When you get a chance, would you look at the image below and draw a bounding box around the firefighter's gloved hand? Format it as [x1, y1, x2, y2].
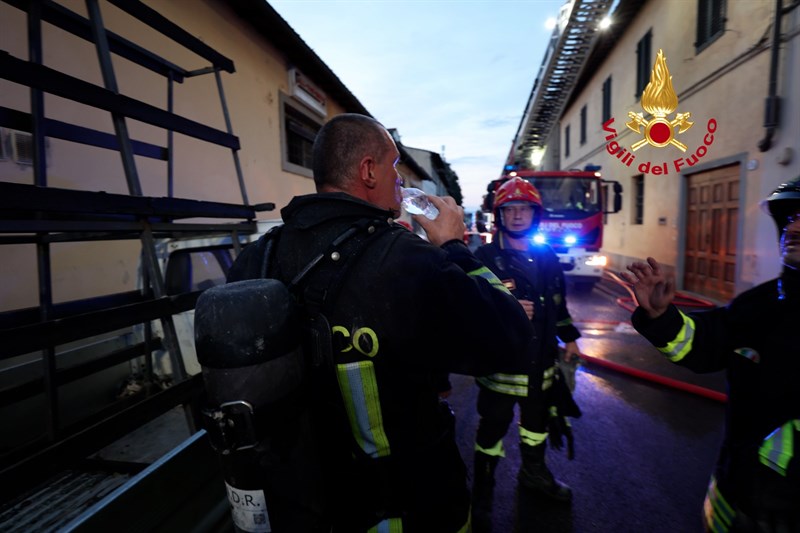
[547, 406, 576, 460]
[545, 366, 581, 459]
[557, 346, 580, 393]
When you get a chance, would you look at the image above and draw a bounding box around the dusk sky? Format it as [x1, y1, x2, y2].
[269, 0, 567, 211]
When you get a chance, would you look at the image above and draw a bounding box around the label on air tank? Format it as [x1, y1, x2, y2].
[225, 482, 271, 532]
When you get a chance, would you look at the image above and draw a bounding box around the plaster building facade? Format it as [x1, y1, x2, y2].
[555, 0, 800, 302]
[0, 0, 434, 312]
[0, 0, 443, 494]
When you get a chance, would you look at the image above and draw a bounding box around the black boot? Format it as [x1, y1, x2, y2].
[472, 452, 499, 532]
[518, 443, 572, 502]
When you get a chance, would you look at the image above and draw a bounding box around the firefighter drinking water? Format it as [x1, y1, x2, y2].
[215, 114, 536, 532]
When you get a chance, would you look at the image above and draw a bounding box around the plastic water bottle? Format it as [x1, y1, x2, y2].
[401, 187, 439, 220]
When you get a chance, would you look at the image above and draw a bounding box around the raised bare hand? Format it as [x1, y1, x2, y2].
[620, 257, 676, 319]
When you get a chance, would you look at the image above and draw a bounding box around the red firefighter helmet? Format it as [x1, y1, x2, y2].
[493, 176, 543, 213]
[493, 176, 543, 238]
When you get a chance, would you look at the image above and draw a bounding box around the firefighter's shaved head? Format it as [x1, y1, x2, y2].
[312, 113, 391, 191]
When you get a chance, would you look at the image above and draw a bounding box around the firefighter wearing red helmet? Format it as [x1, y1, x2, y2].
[490, 176, 543, 238]
[471, 176, 583, 529]
[624, 176, 800, 532]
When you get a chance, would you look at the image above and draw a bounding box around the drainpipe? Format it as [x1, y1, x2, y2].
[758, 0, 783, 152]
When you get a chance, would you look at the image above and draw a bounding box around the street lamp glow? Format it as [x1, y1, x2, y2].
[529, 147, 546, 167]
[545, 17, 557, 30]
[599, 16, 611, 30]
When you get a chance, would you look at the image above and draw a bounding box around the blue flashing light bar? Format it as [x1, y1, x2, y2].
[532, 233, 580, 246]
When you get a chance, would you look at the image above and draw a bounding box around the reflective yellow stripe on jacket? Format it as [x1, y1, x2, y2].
[477, 365, 556, 397]
[759, 419, 799, 476]
[337, 360, 390, 458]
[657, 311, 696, 362]
[468, 266, 511, 294]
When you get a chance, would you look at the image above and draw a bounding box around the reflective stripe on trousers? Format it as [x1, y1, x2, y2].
[703, 476, 735, 532]
[366, 512, 471, 533]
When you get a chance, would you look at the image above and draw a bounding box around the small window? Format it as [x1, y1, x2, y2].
[13, 130, 34, 165]
[0, 128, 10, 161]
[636, 30, 652, 99]
[564, 124, 571, 158]
[280, 93, 322, 178]
[696, 0, 726, 53]
[0, 129, 35, 166]
[632, 174, 644, 225]
[602, 76, 612, 123]
[579, 105, 587, 145]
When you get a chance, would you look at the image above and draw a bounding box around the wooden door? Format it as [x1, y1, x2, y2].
[684, 164, 739, 302]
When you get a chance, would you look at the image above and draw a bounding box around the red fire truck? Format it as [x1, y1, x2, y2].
[482, 168, 622, 292]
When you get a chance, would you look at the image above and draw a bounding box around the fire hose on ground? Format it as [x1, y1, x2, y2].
[577, 271, 727, 403]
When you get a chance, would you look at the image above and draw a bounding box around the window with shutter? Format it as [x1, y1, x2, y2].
[280, 93, 322, 178]
[13, 130, 34, 165]
[636, 30, 652, 99]
[696, 0, 726, 53]
[602, 76, 612, 124]
[633, 174, 645, 225]
[580, 105, 587, 146]
[0, 128, 9, 161]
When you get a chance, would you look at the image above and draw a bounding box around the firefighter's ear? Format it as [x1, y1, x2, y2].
[361, 158, 377, 189]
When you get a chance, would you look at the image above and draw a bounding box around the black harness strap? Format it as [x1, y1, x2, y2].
[258, 218, 409, 526]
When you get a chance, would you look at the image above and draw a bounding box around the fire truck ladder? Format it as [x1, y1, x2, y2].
[510, 0, 614, 168]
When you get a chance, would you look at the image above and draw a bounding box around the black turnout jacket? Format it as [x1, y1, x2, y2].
[632, 267, 800, 520]
[473, 236, 580, 397]
[227, 192, 534, 532]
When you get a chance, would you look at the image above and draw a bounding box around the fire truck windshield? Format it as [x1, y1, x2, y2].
[526, 177, 601, 217]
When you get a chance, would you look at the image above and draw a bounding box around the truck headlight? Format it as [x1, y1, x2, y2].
[585, 255, 607, 266]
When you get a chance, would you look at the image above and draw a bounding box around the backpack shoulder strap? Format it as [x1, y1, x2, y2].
[225, 224, 283, 283]
[263, 217, 392, 370]
[259, 224, 284, 279]
[288, 217, 392, 315]
[291, 219, 404, 519]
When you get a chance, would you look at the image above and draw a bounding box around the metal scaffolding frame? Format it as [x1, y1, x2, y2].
[0, 0, 272, 503]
